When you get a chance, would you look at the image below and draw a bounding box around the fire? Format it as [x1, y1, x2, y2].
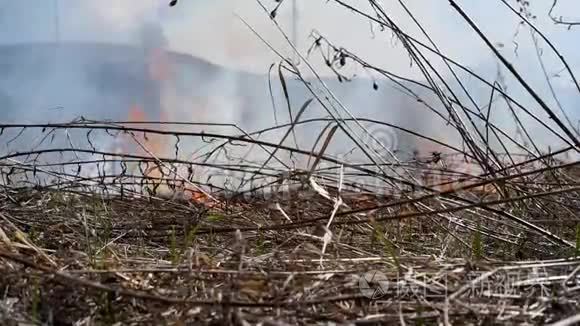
[124, 91, 213, 205]
[124, 105, 214, 205]
[421, 160, 498, 196]
[109, 21, 217, 206]
[126, 104, 165, 158]
[124, 104, 165, 186]
[128, 104, 146, 121]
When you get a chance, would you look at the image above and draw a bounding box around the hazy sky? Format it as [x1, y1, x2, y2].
[1, 0, 579, 80]
[0, 1, 578, 129]
[0, 1, 577, 157]
[167, 0, 580, 78]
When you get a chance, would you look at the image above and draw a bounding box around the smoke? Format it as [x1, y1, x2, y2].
[0, 0, 578, 191]
[157, 0, 579, 154]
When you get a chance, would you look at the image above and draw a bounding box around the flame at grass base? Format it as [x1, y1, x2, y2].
[120, 105, 215, 206]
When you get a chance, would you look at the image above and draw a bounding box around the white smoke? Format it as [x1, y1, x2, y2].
[0, 0, 578, 193]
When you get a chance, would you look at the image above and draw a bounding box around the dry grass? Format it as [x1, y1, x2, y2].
[1, 2, 580, 323]
[0, 155, 579, 325]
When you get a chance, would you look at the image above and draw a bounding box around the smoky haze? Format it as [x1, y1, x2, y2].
[0, 0, 578, 191]
[0, 2, 449, 146]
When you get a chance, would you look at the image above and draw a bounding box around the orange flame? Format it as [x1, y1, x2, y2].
[120, 47, 217, 206]
[126, 104, 164, 157]
[128, 104, 146, 121]
[125, 104, 213, 206]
